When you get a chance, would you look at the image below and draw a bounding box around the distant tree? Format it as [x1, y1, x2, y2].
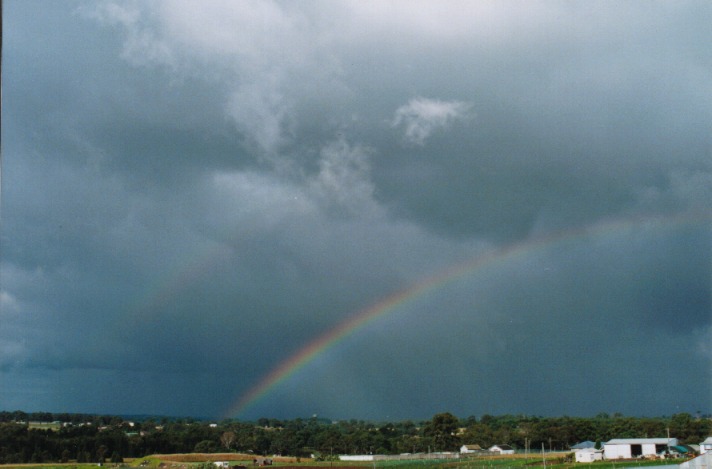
[111, 451, 123, 463]
[12, 411, 28, 423]
[423, 412, 460, 451]
[220, 431, 236, 450]
[77, 451, 91, 463]
[194, 440, 218, 453]
[669, 413, 694, 441]
[96, 445, 108, 463]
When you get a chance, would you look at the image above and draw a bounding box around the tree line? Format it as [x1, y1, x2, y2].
[0, 411, 709, 464]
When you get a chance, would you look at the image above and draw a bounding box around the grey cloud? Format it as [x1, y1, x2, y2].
[2, 0, 710, 420]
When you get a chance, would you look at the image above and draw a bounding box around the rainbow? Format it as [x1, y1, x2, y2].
[126, 241, 231, 325]
[222, 210, 710, 419]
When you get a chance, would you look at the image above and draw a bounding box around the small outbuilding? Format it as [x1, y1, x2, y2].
[575, 448, 603, 463]
[489, 445, 514, 455]
[461, 444, 483, 454]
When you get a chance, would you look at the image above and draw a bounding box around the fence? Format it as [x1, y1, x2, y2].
[340, 451, 525, 462]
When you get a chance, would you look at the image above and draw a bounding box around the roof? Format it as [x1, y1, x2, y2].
[462, 445, 482, 450]
[571, 441, 596, 449]
[702, 437, 712, 445]
[492, 445, 513, 450]
[605, 438, 676, 445]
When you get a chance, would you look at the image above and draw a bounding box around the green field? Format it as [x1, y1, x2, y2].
[26, 423, 62, 432]
[369, 456, 684, 469]
[0, 455, 690, 469]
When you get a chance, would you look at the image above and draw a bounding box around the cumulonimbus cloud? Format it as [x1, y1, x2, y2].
[392, 97, 473, 145]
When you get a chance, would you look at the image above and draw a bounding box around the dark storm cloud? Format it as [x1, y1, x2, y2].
[1, 0, 710, 419]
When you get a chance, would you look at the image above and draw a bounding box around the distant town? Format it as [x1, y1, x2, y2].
[0, 410, 710, 466]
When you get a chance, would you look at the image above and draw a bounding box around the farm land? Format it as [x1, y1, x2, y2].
[0, 452, 691, 469]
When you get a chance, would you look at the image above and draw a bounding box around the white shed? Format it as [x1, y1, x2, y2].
[603, 438, 678, 459]
[461, 444, 482, 454]
[701, 437, 712, 454]
[575, 448, 603, 463]
[489, 445, 514, 455]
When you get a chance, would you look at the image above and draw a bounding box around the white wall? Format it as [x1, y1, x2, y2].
[604, 441, 676, 460]
[339, 455, 374, 461]
[575, 450, 603, 463]
[604, 444, 630, 459]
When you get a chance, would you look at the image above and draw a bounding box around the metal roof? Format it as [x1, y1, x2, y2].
[605, 438, 676, 445]
[571, 441, 596, 449]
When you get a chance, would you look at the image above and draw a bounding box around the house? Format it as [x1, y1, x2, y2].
[489, 445, 514, 455]
[575, 448, 603, 463]
[700, 437, 712, 455]
[603, 438, 678, 459]
[461, 444, 483, 453]
[214, 462, 229, 468]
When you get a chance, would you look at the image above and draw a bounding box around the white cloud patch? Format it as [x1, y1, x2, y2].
[225, 80, 292, 155]
[392, 97, 473, 146]
[0, 291, 20, 315]
[210, 138, 378, 227]
[310, 139, 377, 215]
[80, 0, 336, 156]
[81, 2, 177, 69]
[210, 170, 315, 237]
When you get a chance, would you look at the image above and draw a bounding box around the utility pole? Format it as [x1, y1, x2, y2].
[666, 427, 672, 458]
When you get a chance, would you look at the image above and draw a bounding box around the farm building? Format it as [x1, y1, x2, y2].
[680, 452, 712, 469]
[489, 445, 514, 455]
[460, 444, 483, 454]
[575, 448, 603, 463]
[701, 437, 712, 455]
[603, 438, 678, 459]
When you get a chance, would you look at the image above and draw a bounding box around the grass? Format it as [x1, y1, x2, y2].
[0, 454, 693, 469]
[27, 423, 61, 432]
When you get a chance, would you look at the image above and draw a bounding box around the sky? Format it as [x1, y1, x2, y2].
[1, 0, 711, 422]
